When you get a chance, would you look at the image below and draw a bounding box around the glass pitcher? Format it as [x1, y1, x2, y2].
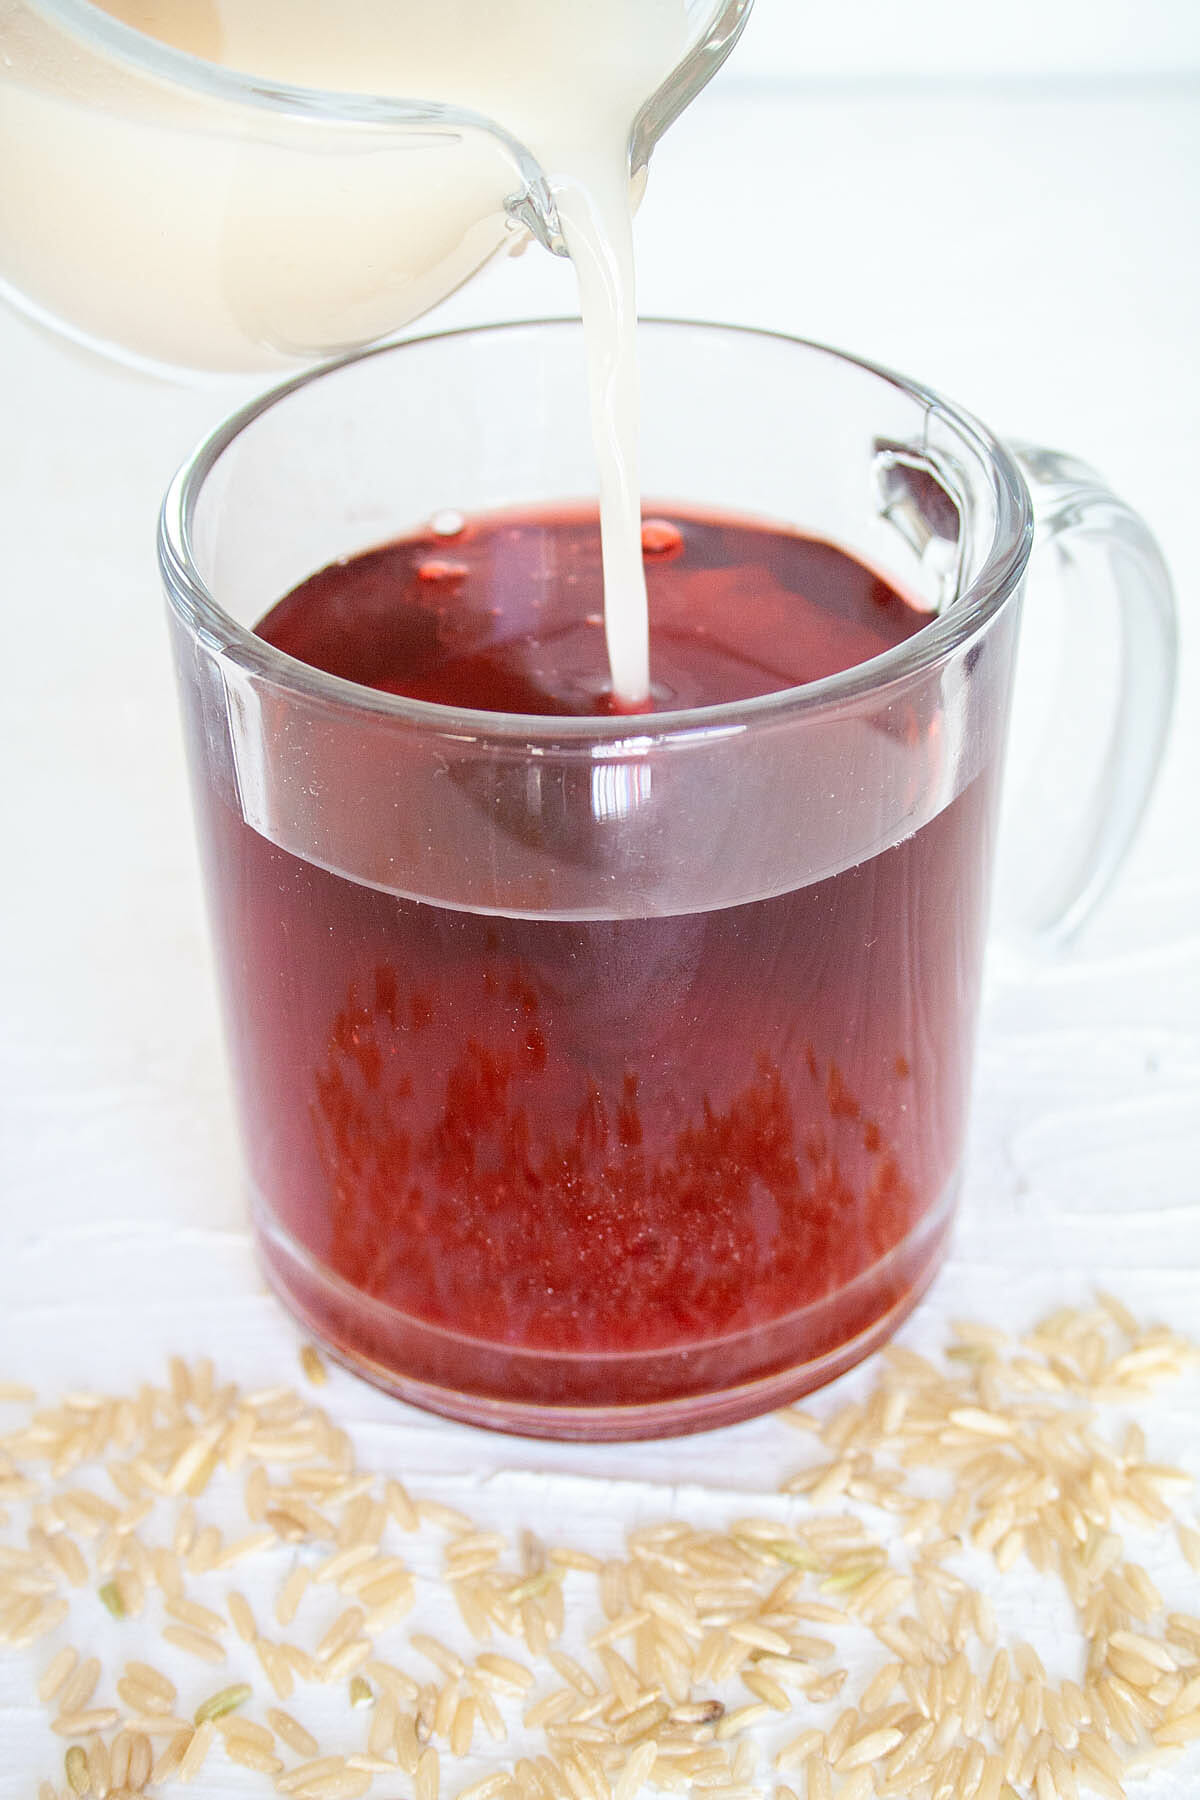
[0, 0, 751, 374]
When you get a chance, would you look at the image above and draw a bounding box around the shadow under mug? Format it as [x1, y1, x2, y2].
[160, 320, 1176, 1440]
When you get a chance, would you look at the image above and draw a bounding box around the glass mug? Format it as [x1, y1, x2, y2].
[0, 0, 751, 374]
[160, 321, 1176, 1440]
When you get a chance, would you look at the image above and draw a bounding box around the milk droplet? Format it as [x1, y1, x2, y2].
[417, 558, 468, 584]
[641, 518, 683, 558]
[430, 509, 466, 538]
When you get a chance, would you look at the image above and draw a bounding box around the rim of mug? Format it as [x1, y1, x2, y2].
[159, 317, 1034, 742]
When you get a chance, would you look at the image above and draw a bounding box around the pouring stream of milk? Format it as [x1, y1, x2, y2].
[553, 170, 651, 708]
[86, 0, 696, 707]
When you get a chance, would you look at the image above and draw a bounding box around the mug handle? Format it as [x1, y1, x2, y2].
[990, 441, 1178, 949]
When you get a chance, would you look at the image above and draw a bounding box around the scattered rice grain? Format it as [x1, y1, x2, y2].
[277, 1757, 347, 1794]
[835, 1727, 905, 1771]
[775, 1730, 823, 1772]
[176, 1720, 214, 1783]
[58, 1657, 100, 1715]
[268, 1705, 319, 1755]
[324, 1635, 374, 1679]
[39, 1647, 78, 1703]
[162, 1622, 225, 1664]
[51, 1708, 120, 1738]
[803, 1758, 831, 1800]
[415, 1744, 441, 1800]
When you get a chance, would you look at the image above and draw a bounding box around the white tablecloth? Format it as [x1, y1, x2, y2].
[1, 74, 1198, 1793]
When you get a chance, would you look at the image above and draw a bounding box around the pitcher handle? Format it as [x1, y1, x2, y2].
[993, 442, 1178, 948]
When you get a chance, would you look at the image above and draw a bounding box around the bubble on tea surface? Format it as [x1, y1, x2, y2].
[430, 509, 466, 538]
[641, 517, 683, 559]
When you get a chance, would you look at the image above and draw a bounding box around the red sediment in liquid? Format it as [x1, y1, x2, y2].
[190, 505, 995, 1424]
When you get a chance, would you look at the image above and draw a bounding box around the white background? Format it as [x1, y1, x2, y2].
[727, 0, 1200, 79]
[1, 2, 1199, 1791]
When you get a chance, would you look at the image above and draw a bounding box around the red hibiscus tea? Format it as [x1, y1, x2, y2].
[183, 502, 1001, 1435]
